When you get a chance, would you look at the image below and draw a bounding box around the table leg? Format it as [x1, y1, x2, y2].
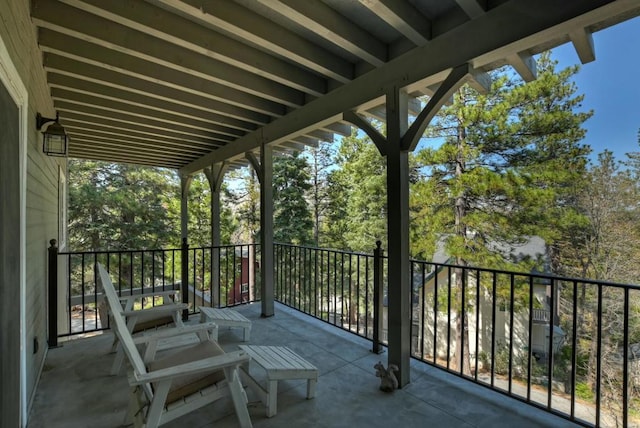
[306, 379, 317, 399]
[266, 380, 278, 417]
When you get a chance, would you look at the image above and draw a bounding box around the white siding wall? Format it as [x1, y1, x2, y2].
[0, 0, 66, 420]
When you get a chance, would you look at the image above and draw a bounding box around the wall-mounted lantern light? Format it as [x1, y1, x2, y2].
[37, 112, 68, 157]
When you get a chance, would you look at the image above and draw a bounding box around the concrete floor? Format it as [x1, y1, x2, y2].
[28, 302, 581, 428]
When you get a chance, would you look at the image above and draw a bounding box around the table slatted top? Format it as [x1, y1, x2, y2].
[199, 307, 250, 324]
[239, 345, 317, 376]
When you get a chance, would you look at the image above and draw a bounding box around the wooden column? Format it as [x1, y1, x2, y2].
[246, 143, 274, 317]
[180, 174, 192, 319]
[385, 85, 411, 388]
[204, 163, 227, 308]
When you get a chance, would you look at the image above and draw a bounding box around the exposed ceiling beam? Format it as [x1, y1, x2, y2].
[59, 0, 327, 97]
[48, 73, 257, 133]
[569, 27, 596, 64]
[67, 133, 210, 159]
[69, 144, 187, 168]
[255, 0, 387, 66]
[182, 0, 635, 175]
[62, 121, 220, 153]
[507, 52, 538, 82]
[455, 0, 487, 19]
[32, 0, 304, 107]
[51, 87, 242, 141]
[358, 0, 431, 45]
[38, 30, 286, 116]
[150, 0, 354, 83]
[54, 102, 226, 141]
[44, 53, 270, 126]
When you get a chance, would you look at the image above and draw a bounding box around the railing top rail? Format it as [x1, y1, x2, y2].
[57, 243, 258, 256]
[274, 242, 375, 258]
[57, 242, 640, 290]
[411, 258, 640, 290]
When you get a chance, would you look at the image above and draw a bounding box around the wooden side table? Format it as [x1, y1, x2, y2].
[238, 345, 318, 417]
[199, 307, 251, 341]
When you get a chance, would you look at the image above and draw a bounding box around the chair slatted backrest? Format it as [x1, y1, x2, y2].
[97, 263, 149, 378]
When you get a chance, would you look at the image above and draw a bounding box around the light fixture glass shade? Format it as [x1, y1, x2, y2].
[42, 121, 68, 156]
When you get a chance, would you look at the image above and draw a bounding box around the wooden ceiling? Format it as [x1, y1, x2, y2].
[30, 0, 640, 173]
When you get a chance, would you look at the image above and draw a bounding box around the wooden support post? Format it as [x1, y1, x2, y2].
[372, 241, 384, 354]
[47, 239, 59, 348]
[181, 237, 189, 321]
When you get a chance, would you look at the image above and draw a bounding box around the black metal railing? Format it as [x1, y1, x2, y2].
[49, 239, 639, 427]
[274, 243, 639, 428]
[274, 242, 387, 350]
[50, 240, 260, 338]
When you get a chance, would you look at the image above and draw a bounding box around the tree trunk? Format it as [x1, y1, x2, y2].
[452, 110, 471, 375]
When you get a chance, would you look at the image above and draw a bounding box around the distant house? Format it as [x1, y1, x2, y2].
[411, 235, 565, 365]
[230, 251, 257, 305]
[191, 247, 257, 307]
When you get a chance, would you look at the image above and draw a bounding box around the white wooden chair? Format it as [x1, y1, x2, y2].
[101, 282, 189, 375]
[97, 263, 253, 428]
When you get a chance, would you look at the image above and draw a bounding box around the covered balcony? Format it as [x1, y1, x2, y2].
[1, 1, 639, 427]
[29, 301, 582, 427]
[35, 242, 639, 427]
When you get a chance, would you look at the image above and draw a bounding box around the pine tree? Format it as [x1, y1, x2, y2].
[307, 141, 336, 246]
[326, 130, 387, 252]
[68, 160, 176, 251]
[413, 52, 592, 372]
[273, 151, 313, 245]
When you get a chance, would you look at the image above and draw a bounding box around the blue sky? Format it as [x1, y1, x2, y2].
[550, 17, 639, 163]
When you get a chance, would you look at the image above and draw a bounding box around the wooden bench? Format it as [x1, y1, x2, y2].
[238, 345, 318, 417]
[199, 307, 252, 341]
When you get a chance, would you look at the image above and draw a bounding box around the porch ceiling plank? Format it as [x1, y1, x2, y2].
[25, 0, 640, 170]
[62, 122, 222, 152]
[322, 122, 353, 137]
[357, 0, 432, 46]
[253, 0, 387, 67]
[43, 53, 272, 126]
[47, 73, 258, 134]
[67, 135, 210, 160]
[59, 113, 223, 147]
[53, 103, 229, 142]
[68, 144, 188, 166]
[278, 141, 308, 152]
[31, 0, 305, 107]
[50, 88, 241, 139]
[289, 135, 321, 147]
[58, 0, 328, 97]
[38, 32, 286, 117]
[150, 0, 355, 83]
[306, 129, 335, 143]
[69, 140, 193, 163]
[183, 0, 638, 175]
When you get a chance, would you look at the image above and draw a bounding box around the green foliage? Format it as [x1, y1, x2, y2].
[68, 160, 236, 251]
[226, 167, 260, 243]
[273, 151, 313, 245]
[413, 53, 591, 271]
[575, 382, 595, 401]
[306, 141, 337, 246]
[68, 160, 177, 251]
[325, 130, 387, 252]
[183, 174, 237, 247]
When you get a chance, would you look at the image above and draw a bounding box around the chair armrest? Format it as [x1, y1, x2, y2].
[121, 303, 187, 318]
[119, 290, 180, 300]
[128, 350, 250, 385]
[132, 322, 218, 345]
[119, 290, 182, 312]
